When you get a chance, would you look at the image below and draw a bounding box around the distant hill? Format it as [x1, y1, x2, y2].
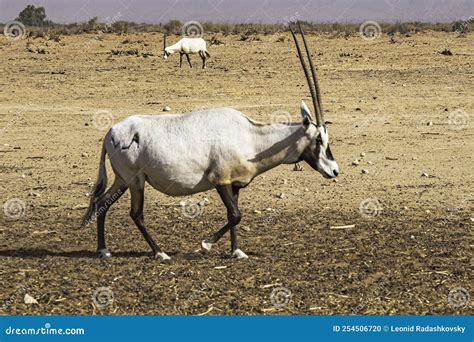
[1, 0, 472, 24]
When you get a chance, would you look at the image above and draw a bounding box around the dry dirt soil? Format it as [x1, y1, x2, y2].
[0, 31, 472, 315]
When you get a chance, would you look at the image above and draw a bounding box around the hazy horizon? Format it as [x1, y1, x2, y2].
[0, 0, 472, 24]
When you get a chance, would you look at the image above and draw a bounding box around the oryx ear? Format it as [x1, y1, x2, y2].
[300, 100, 312, 126]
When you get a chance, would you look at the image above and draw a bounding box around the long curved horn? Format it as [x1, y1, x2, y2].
[298, 21, 323, 124]
[289, 23, 322, 126]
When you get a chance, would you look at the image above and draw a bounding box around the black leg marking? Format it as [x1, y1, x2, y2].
[185, 54, 192, 68]
[129, 184, 169, 260]
[202, 184, 248, 259]
[96, 179, 127, 257]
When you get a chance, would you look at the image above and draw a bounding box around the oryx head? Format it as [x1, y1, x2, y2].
[291, 22, 339, 179]
[162, 33, 170, 59]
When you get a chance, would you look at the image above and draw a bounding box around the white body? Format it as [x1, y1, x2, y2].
[163, 37, 208, 57]
[105, 107, 330, 197]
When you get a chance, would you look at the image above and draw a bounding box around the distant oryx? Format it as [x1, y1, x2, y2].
[162, 34, 210, 68]
[83, 22, 339, 260]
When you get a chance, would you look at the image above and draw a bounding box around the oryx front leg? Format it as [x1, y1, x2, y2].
[129, 180, 170, 261]
[179, 52, 184, 68]
[185, 54, 193, 68]
[201, 184, 248, 259]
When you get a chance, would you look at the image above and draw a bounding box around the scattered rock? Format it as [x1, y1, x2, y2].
[24, 294, 38, 304]
[179, 201, 186, 207]
[293, 163, 304, 171]
[352, 159, 360, 166]
[198, 198, 210, 206]
[253, 209, 261, 215]
[361, 169, 369, 174]
[367, 161, 373, 165]
[81, 152, 88, 157]
[427, 121, 433, 126]
[360, 152, 366, 157]
[163, 106, 171, 112]
[421, 172, 429, 177]
[277, 192, 285, 199]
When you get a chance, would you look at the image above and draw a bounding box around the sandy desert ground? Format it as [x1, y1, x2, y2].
[0, 30, 472, 315]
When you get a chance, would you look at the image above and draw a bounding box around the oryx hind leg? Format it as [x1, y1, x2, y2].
[96, 178, 128, 258]
[129, 176, 170, 261]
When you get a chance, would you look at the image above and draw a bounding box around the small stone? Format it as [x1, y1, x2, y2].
[360, 152, 366, 157]
[277, 192, 285, 199]
[304, 188, 309, 192]
[198, 198, 210, 206]
[241, 226, 251, 232]
[81, 152, 88, 157]
[410, 235, 415, 239]
[421, 172, 429, 177]
[403, 206, 408, 210]
[282, 179, 287, 185]
[367, 161, 373, 165]
[352, 159, 360, 166]
[427, 121, 433, 126]
[24, 294, 38, 304]
[293, 163, 304, 171]
[163, 106, 171, 112]
[412, 157, 418, 160]
[179, 201, 186, 207]
[332, 179, 338, 183]
[253, 209, 261, 215]
[361, 169, 369, 174]
[425, 209, 431, 214]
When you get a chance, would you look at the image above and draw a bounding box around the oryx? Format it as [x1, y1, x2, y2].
[162, 34, 210, 69]
[83, 22, 338, 260]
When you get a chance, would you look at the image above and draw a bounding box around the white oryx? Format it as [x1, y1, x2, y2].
[83, 22, 339, 260]
[162, 34, 210, 69]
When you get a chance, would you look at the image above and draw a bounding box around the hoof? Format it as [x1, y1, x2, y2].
[232, 249, 249, 259]
[98, 249, 112, 258]
[201, 240, 213, 252]
[155, 252, 171, 261]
